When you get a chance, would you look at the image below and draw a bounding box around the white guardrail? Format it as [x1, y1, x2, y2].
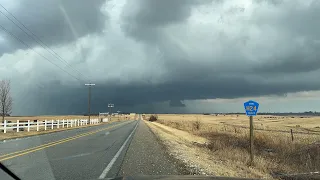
[0, 118, 99, 133]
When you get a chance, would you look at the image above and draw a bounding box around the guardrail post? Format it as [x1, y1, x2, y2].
[44, 120, 47, 131]
[51, 120, 54, 129]
[57, 120, 60, 129]
[27, 120, 30, 132]
[62, 119, 65, 128]
[4, 120, 6, 133]
[37, 120, 39, 131]
[77, 119, 79, 126]
[71, 119, 73, 127]
[17, 120, 19, 132]
[67, 119, 69, 128]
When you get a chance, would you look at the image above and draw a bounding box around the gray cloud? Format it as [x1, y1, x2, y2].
[169, 100, 186, 107]
[121, 0, 212, 42]
[0, 0, 106, 55]
[1, 0, 320, 115]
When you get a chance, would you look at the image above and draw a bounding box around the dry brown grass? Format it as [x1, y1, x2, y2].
[149, 114, 320, 178]
[153, 114, 320, 134]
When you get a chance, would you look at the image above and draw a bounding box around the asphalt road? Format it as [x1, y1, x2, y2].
[0, 120, 186, 180]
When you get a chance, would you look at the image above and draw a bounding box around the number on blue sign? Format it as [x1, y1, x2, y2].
[245, 106, 257, 111]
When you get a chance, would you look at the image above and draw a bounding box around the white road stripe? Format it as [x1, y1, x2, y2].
[98, 121, 139, 179]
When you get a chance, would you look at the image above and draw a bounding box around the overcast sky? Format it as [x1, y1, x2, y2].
[0, 0, 320, 115]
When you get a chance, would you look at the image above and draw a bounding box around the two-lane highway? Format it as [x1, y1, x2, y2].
[0, 120, 139, 180]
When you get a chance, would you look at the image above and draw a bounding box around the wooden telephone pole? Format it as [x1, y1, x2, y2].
[85, 83, 95, 124]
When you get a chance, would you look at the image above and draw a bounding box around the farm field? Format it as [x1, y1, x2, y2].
[145, 114, 320, 179]
[155, 114, 320, 134]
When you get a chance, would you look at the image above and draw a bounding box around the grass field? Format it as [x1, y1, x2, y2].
[154, 114, 320, 134]
[145, 114, 320, 179]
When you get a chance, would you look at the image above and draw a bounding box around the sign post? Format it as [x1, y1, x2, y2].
[244, 100, 259, 165]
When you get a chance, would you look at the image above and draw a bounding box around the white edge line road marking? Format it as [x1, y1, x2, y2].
[98, 121, 139, 179]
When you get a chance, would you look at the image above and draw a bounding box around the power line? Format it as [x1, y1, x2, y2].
[0, 23, 84, 83]
[0, 5, 90, 82]
[0, 5, 88, 81]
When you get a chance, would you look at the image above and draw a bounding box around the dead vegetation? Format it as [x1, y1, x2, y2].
[149, 114, 320, 178]
[148, 114, 158, 122]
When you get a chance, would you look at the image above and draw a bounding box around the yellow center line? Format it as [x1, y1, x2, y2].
[0, 121, 131, 162]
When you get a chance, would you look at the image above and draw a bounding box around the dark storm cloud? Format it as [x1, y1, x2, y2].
[117, 0, 320, 109]
[0, 0, 106, 55]
[5, 0, 320, 115]
[20, 70, 320, 115]
[121, 0, 212, 42]
[169, 100, 186, 107]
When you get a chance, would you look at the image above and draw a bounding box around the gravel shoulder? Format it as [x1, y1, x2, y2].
[118, 120, 190, 176]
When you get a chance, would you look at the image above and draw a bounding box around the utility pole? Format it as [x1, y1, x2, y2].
[108, 103, 114, 120]
[85, 83, 95, 124]
[117, 110, 120, 121]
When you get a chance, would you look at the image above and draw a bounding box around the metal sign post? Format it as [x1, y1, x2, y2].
[108, 103, 114, 120]
[244, 100, 259, 165]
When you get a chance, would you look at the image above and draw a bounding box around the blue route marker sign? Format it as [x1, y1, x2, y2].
[244, 100, 259, 116]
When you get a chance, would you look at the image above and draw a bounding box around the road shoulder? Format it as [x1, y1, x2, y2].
[118, 120, 190, 176]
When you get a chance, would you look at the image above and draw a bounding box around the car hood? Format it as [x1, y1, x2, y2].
[106, 175, 261, 180]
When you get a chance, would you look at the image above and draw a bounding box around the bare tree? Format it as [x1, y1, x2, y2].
[0, 80, 12, 123]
